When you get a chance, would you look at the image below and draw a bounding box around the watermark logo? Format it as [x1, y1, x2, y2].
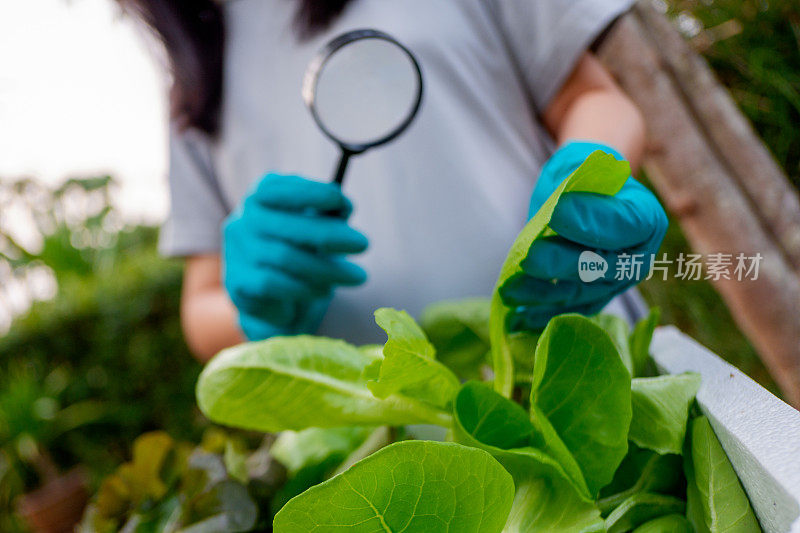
[578, 251, 608, 282]
[576, 251, 763, 283]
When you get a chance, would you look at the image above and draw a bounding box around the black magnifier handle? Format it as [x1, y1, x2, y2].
[324, 149, 354, 218]
[333, 149, 352, 186]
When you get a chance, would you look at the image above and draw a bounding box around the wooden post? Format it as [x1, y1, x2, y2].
[598, 2, 800, 407]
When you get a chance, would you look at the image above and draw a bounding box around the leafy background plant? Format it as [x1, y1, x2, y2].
[78, 428, 287, 533]
[637, 0, 800, 394]
[669, 0, 800, 190]
[0, 177, 204, 531]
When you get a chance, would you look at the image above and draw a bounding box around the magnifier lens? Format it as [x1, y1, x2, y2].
[313, 38, 420, 146]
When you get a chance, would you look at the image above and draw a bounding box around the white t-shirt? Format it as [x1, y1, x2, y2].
[160, 0, 635, 344]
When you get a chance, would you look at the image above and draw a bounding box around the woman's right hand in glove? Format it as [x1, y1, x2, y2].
[223, 173, 369, 340]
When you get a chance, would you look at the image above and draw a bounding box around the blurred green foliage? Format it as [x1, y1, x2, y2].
[641, 0, 799, 395]
[0, 177, 203, 531]
[78, 429, 284, 533]
[670, 0, 800, 188]
[0, 232, 202, 468]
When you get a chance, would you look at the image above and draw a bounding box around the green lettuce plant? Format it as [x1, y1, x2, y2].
[196, 152, 762, 532]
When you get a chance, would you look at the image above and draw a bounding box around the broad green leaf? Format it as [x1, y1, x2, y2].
[489, 151, 630, 397]
[420, 298, 491, 380]
[605, 493, 686, 533]
[453, 382, 590, 501]
[528, 404, 592, 501]
[453, 429, 568, 487]
[530, 314, 632, 496]
[196, 336, 451, 432]
[685, 416, 762, 532]
[598, 445, 683, 515]
[502, 473, 604, 533]
[630, 308, 660, 377]
[369, 308, 461, 408]
[453, 381, 533, 448]
[684, 425, 711, 533]
[633, 514, 693, 532]
[273, 441, 515, 533]
[451, 384, 600, 532]
[468, 440, 601, 533]
[269, 461, 340, 520]
[375, 307, 434, 357]
[686, 482, 709, 533]
[271, 431, 391, 519]
[629, 373, 701, 455]
[591, 313, 633, 374]
[270, 429, 396, 517]
[270, 427, 373, 476]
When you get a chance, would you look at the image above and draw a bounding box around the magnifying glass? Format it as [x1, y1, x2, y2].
[302, 29, 424, 188]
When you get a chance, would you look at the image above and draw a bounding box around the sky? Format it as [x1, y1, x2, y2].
[0, 0, 169, 223]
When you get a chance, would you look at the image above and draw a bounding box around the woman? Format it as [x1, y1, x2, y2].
[126, 0, 666, 360]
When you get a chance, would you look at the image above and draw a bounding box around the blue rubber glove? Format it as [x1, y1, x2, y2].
[223, 173, 368, 340]
[500, 141, 668, 331]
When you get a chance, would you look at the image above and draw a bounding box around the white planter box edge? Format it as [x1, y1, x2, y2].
[651, 326, 800, 533]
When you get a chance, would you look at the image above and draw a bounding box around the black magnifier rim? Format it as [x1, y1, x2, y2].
[302, 28, 424, 154]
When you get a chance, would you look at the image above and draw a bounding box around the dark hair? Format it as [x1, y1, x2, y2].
[119, 0, 353, 135]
